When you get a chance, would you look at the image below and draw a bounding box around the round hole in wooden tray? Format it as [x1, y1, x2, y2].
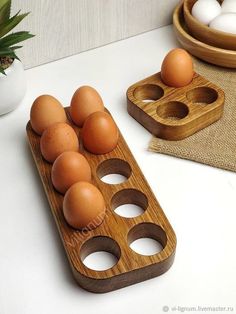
[128, 223, 167, 256]
[80, 236, 121, 271]
[156, 101, 189, 121]
[111, 189, 148, 218]
[97, 158, 132, 185]
[186, 87, 218, 105]
[134, 84, 164, 103]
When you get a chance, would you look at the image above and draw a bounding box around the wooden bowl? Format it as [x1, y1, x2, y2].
[183, 0, 236, 50]
[173, 2, 236, 68]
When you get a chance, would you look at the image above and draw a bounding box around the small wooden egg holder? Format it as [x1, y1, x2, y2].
[127, 72, 225, 140]
[26, 108, 176, 293]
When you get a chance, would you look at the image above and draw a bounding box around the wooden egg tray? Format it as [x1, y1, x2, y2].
[26, 108, 176, 293]
[127, 72, 225, 140]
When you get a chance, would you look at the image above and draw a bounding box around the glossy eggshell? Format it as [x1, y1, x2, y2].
[40, 123, 79, 163]
[222, 0, 236, 13]
[209, 13, 236, 34]
[51, 151, 91, 194]
[192, 0, 221, 25]
[161, 49, 194, 88]
[63, 181, 106, 230]
[70, 86, 104, 127]
[82, 111, 119, 154]
[30, 95, 67, 135]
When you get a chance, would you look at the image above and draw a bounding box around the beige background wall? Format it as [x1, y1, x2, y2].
[13, 0, 179, 69]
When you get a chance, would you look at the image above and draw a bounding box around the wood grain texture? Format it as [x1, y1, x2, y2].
[13, 0, 179, 69]
[183, 0, 236, 51]
[127, 72, 224, 140]
[173, 2, 236, 68]
[26, 108, 177, 293]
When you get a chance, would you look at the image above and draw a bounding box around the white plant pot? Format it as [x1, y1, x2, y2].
[0, 59, 27, 115]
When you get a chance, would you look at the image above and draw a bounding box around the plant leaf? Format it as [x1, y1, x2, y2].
[0, 46, 13, 55]
[0, 46, 18, 59]
[0, 11, 29, 38]
[10, 45, 23, 50]
[0, 31, 34, 47]
[0, 0, 11, 24]
[11, 50, 19, 60]
[0, 0, 9, 12]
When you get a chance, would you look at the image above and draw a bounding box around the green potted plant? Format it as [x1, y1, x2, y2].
[0, 0, 34, 115]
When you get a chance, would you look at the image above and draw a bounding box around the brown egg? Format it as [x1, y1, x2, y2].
[40, 122, 79, 163]
[82, 111, 119, 154]
[63, 181, 106, 230]
[30, 95, 67, 135]
[70, 86, 104, 127]
[161, 48, 194, 88]
[51, 152, 91, 194]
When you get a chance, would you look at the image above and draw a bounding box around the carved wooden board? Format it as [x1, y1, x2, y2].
[26, 108, 176, 293]
[127, 72, 225, 140]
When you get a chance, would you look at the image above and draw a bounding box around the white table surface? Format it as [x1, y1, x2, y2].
[1, 25, 236, 314]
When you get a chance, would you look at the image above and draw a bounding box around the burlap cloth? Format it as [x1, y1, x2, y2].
[149, 58, 236, 172]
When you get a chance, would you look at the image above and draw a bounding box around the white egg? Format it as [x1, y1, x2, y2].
[222, 0, 236, 13]
[192, 0, 222, 25]
[209, 13, 236, 34]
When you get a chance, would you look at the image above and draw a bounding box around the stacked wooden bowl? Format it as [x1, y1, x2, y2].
[173, 0, 236, 68]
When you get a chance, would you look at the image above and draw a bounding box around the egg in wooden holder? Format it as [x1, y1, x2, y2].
[127, 73, 225, 140]
[26, 108, 177, 293]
